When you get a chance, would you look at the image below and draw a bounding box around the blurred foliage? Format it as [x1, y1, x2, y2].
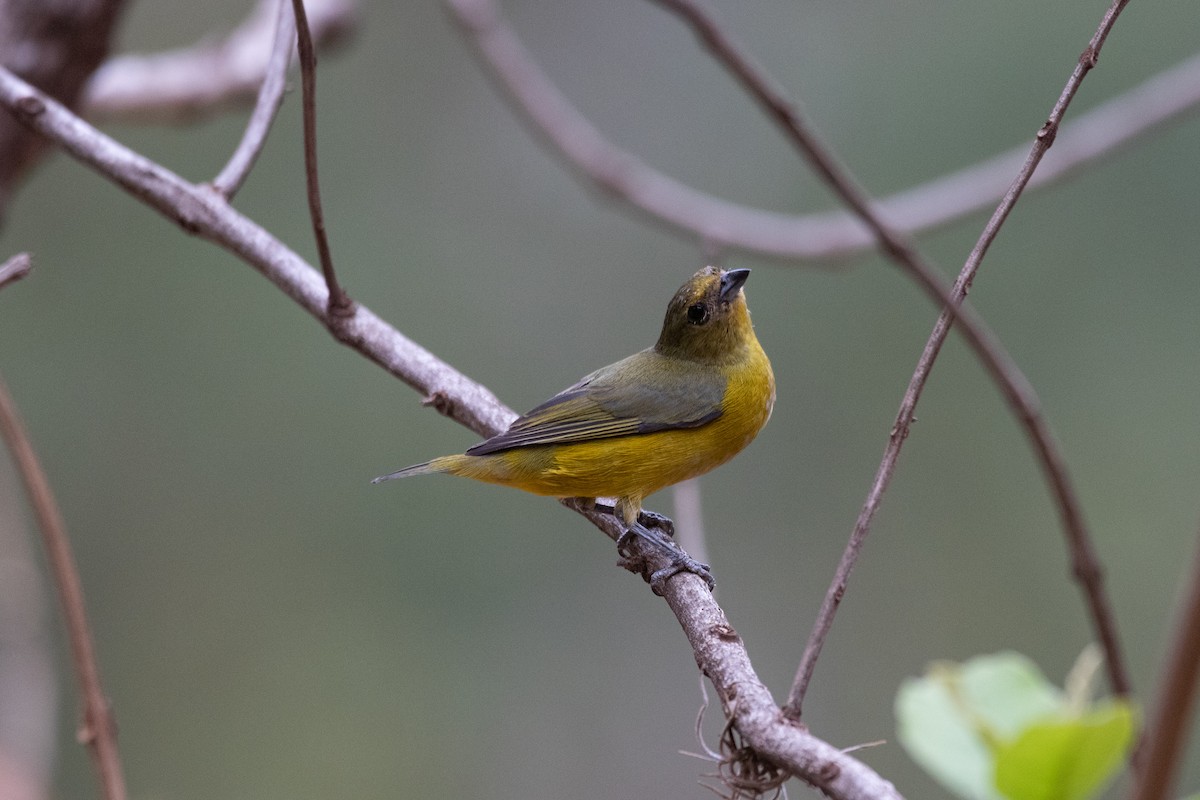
[897, 650, 1134, 800]
[1, 1, 1199, 798]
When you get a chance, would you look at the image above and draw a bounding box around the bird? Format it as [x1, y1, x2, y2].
[374, 266, 775, 592]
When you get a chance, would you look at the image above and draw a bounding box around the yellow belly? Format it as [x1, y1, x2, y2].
[437, 344, 775, 513]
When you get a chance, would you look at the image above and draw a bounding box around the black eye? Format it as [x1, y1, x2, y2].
[686, 303, 709, 325]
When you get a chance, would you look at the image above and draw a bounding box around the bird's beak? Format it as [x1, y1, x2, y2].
[719, 268, 751, 303]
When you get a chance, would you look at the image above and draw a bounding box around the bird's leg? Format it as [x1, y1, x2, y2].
[590, 500, 714, 593]
[592, 502, 673, 539]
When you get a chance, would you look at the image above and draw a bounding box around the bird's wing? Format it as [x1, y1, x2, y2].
[465, 350, 726, 456]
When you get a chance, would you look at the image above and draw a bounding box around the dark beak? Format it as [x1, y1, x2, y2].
[719, 268, 751, 303]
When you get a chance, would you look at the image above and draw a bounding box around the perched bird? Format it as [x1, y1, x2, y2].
[375, 266, 775, 591]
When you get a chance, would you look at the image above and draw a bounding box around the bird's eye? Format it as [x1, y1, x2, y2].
[687, 303, 709, 325]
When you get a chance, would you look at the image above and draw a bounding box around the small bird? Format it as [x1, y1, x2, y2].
[374, 266, 775, 591]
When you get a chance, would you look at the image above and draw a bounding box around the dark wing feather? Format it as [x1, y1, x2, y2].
[465, 349, 725, 456]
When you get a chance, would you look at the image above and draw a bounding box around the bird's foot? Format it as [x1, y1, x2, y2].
[636, 509, 675, 538]
[616, 520, 714, 595]
[648, 552, 714, 596]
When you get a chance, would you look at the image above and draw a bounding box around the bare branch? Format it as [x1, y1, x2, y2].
[1128, 526, 1200, 800]
[82, 0, 356, 123]
[638, 0, 1132, 715]
[0, 66, 902, 800]
[0, 455, 57, 800]
[290, 0, 351, 317]
[211, 0, 296, 198]
[0, 376, 127, 800]
[444, 0, 1200, 262]
[0, 253, 32, 290]
[788, 0, 1137, 715]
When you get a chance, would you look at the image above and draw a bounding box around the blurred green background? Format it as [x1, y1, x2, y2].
[2, 1, 1198, 797]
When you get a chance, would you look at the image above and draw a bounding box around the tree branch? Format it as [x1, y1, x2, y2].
[0, 375, 127, 800]
[444, 0, 1199, 262]
[0, 252, 31, 290]
[81, 0, 356, 123]
[0, 0, 125, 217]
[211, 0, 296, 198]
[0, 415, 57, 800]
[0, 64, 903, 800]
[645, 0, 1132, 716]
[1128, 524, 1200, 800]
[289, 0, 352, 317]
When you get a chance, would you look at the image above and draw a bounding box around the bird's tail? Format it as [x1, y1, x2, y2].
[371, 456, 455, 484]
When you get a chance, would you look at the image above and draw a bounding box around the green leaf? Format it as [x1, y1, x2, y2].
[896, 653, 1060, 799]
[896, 652, 1126, 800]
[897, 672, 1000, 800]
[956, 652, 1064, 739]
[993, 701, 1134, 800]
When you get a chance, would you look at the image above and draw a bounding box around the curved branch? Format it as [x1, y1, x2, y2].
[0, 376, 127, 800]
[0, 418, 57, 800]
[290, 0, 351, 317]
[0, 67, 902, 799]
[81, 0, 357, 123]
[211, 0, 295, 198]
[643, 0, 1132, 714]
[444, 0, 1200, 262]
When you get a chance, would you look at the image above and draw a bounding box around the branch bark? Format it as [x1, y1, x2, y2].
[0, 64, 903, 800]
[1128, 526, 1200, 800]
[211, 0, 295, 198]
[644, 0, 1132, 716]
[0, 375, 127, 800]
[444, 0, 1199, 262]
[81, 0, 356, 123]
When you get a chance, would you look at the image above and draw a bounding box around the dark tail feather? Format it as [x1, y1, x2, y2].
[371, 460, 438, 484]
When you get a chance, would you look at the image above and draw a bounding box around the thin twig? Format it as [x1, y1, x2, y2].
[290, 0, 352, 318]
[0, 252, 32, 290]
[82, 0, 356, 123]
[212, 0, 296, 198]
[0, 66, 901, 800]
[0, 376, 127, 800]
[1128, 525, 1200, 800]
[788, 0, 1135, 713]
[645, 0, 1133, 715]
[443, 0, 1200, 262]
[0, 450, 57, 800]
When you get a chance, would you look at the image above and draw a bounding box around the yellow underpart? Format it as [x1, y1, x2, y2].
[429, 338, 774, 525]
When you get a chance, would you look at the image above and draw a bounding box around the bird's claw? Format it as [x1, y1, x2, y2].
[649, 555, 715, 596]
[636, 509, 675, 538]
[615, 522, 714, 594]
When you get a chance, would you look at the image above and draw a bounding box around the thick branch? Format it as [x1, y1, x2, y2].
[0, 0, 126, 216]
[81, 0, 356, 123]
[0, 66, 902, 800]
